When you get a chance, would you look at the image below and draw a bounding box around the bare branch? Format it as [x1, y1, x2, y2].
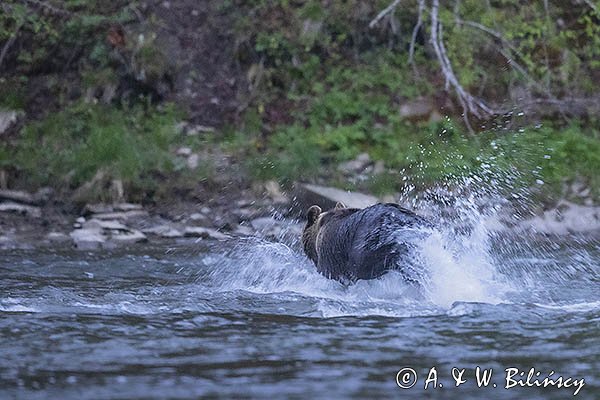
[0, 22, 24, 72]
[369, 0, 402, 28]
[456, 19, 548, 94]
[498, 49, 546, 94]
[430, 0, 495, 129]
[408, 0, 425, 65]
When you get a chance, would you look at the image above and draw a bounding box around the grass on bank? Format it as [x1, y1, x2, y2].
[1, 100, 599, 204]
[0, 101, 213, 202]
[241, 120, 600, 201]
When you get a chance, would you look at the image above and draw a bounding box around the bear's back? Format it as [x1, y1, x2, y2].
[316, 203, 428, 282]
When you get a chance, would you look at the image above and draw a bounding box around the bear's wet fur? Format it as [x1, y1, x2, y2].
[302, 202, 430, 283]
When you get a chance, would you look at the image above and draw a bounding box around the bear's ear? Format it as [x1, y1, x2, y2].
[306, 205, 322, 224]
[334, 202, 346, 209]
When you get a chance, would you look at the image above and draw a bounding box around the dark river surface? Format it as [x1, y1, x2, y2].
[1, 213, 599, 399]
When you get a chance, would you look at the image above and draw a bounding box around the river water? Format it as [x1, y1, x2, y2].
[1, 195, 599, 399]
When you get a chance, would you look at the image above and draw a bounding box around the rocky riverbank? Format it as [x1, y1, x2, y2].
[1, 181, 599, 251]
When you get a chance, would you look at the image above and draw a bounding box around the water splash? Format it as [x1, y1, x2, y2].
[191, 163, 598, 317]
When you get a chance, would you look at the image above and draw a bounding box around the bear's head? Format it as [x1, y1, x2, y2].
[301, 202, 347, 264]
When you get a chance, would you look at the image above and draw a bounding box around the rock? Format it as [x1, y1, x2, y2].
[187, 153, 200, 169]
[187, 125, 215, 135]
[338, 153, 371, 174]
[0, 202, 42, 218]
[72, 170, 106, 203]
[33, 187, 54, 204]
[518, 201, 600, 235]
[200, 207, 211, 214]
[235, 199, 253, 207]
[189, 213, 209, 223]
[233, 224, 254, 236]
[46, 232, 70, 242]
[250, 216, 280, 231]
[0, 189, 35, 205]
[264, 180, 288, 204]
[76, 217, 86, 224]
[70, 228, 106, 250]
[0, 188, 51, 206]
[110, 179, 124, 202]
[142, 224, 183, 238]
[578, 188, 591, 198]
[373, 160, 386, 175]
[570, 180, 586, 196]
[0, 110, 20, 135]
[250, 217, 283, 238]
[84, 203, 143, 216]
[183, 226, 229, 240]
[233, 207, 260, 221]
[292, 183, 379, 215]
[84, 203, 114, 215]
[110, 229, 147, 243]
[83, 219, 129, 231]
[91, 210, 149, 221]
[175, 121, 188, 134]
[399, 97, 435, 120]
[114, 203, 143, 212]
[176, 147, 192, 156]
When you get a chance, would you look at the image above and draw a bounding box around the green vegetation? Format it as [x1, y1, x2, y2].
[1, 0, 599, 204]
[1, 102, 190, 201]
[238, 117, 600, 199]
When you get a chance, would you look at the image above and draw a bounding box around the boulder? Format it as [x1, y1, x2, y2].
[233, 224, 254, 236]
[110, 229, 147, 243]
[184, 226, 229, 240]
[399, 97, 434, 120]
[337, 153, 371, 174]
[114, 203, 143, 211]
[0, 202, 42, 218]
[187, 153, 200, 169]
[176, 147, 193, 156]
[518, 201, 600, 235]
[264, 180, 289, 204]
[91, 210, 149, 221]
[292, 183, 379, 216]
[70, 228, 106, 250]
[46, 232, 71, 243]
[82, 219, 129, 231]
[142, 224, 183, 238]
[0, 189, 35, 205]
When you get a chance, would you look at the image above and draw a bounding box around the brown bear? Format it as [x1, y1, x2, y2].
[302, 202, 430, 283]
